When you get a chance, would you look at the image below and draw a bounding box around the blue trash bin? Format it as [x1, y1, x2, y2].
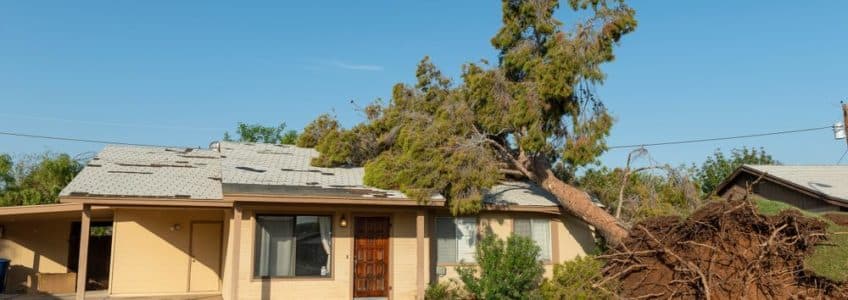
[0, 258, 9, 293]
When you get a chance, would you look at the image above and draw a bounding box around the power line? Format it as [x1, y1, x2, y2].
[0, 131, 196, 149]
[838, 148, 848, 165]
[608, 125, 834, 150]
[0, 124, 837, 152]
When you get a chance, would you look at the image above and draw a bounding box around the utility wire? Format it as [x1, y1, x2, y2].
[0, 124, 836, 151]
[0, 131, 196, 149]
[838, 148, 848, 165]
[608, 125, 834, 150]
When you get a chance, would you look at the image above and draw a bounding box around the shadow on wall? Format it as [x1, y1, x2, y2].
[561, 214, 597, 255]
[0, 219, 72, 295]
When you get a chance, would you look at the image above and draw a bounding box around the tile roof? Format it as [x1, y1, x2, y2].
[61, 142, 563, 207]
[744, 164, 848, 202]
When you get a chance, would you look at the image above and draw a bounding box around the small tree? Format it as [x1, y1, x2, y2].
[456, 233, 545, 299]
[695, 147, 777, 196]
[0, 152, 83, 206]
[223, 122, 298, 144]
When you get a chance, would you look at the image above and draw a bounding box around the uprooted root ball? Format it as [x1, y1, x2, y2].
[602, 200, 845, 299]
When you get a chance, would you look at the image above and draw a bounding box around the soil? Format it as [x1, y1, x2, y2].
[602, 200, 847, 299]
[823, 213, 848, 226]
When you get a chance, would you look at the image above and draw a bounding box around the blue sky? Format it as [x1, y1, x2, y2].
[1, 1, 846, 169]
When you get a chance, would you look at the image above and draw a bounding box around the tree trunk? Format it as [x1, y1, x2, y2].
[529, 157, 629, 247]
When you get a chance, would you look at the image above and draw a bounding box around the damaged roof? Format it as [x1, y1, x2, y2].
[60, 141, 561, 207]
[219, 142, 408, 199]
[60, 145, 223, 200]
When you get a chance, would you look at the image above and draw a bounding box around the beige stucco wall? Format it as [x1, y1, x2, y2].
[0, 219, 72, 294]
[436, 212, 595, 284]
[109, 208, 225, 296]
[233, 206, 429, 300]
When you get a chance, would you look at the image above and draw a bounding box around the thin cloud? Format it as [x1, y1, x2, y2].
[325, 60, 384, 71]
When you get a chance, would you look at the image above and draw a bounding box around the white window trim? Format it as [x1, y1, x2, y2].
[436, 216, 478, 264]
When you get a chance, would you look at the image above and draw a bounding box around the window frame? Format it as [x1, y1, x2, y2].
[252, 213, 335, 280]
[512, 217, 552, 263]
[435, 216, 479, 265]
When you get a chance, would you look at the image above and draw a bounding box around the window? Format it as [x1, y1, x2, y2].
[436, 217, 477, 264]
[254, 215, 332, 278]
[513, 218, 551, 261]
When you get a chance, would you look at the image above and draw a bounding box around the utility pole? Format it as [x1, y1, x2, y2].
[843, 101, 848, 147]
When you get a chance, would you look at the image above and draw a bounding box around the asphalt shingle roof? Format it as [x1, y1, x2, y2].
[60, 145, 223, 199]
[745, 164, 848, 202]
[60, 142, 562, 207]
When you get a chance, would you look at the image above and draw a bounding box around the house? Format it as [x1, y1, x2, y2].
[717, 164, 848, 212]
[0, 142, 596, 300]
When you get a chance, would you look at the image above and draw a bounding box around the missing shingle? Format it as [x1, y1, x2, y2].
[281, 168, 294, 171]
[174, 194, 191, 199]
[177, 155, 218, 159]
[257, 150, 292, 155]
[87, 164, 102, 167]
[320, 172, 334, 176]
[306, 182, 320, 186]
[175, 160, 189, 164]
[308, 170, 321, 173]
[108, 170, 154, 175]
[165, 148, 194, 153]
[207, 177, 222, 181]
[116, 163, 195, 168]
[236, 166, 266, 173]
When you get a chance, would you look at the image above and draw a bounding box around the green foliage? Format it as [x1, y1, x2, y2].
[0, 153, 83, 206]
[304, 0, 637, 217]
[695, 147, 777, 196]
[223, 122, 297, 144]
[456, 233, 545, 300]
[577, 166, 699, 224]
[424, 281, 463, 300]
[296, 114, 340, 148]
[541, 255, 618, 300]
[755, 198, 848, 282]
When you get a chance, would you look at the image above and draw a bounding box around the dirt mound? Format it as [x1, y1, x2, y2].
[602, 200, 846, 299]
[824, 213, 848, 226]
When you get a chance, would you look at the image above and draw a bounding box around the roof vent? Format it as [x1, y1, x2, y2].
[209, 141, 221, 152]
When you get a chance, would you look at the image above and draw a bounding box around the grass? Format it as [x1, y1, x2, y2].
[754, 197, 848, 282]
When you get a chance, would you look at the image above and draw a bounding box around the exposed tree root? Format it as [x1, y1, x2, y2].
[603, 199, 847, 299]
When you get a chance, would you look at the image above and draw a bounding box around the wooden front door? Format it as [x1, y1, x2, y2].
[354, 216, 390, 298]
[189, 222, 223, 292]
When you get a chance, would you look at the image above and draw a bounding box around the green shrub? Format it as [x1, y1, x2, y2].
[540, 255, 617, 300]
[456, 233, 545, 299]
[425, 280, 462, 300]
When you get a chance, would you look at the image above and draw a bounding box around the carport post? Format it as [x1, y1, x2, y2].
[416, 209, 427, 300]
[75, 204, 91, 300]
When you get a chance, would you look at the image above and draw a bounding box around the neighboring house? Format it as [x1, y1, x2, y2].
[0, 142, 596, 300]
[717, 164, 848, 212]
